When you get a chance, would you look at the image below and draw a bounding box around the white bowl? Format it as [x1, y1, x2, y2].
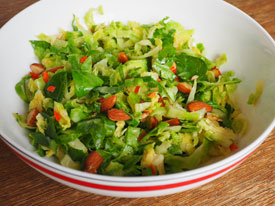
[0, 0, 274, 198]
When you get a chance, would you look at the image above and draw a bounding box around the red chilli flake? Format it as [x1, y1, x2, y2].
[229, 143, 238, 151]
[54, 110, 62, 122]
[43, 72, 49, 83]
[158, 95, 165, 107]
[29, 72, 40, 80]
[134, 86, 140, 94]
[148, 165, 156, 175]
[169, 62, 177, 74]
[47, 66, 64, 73]
[138, 132, 147, 141]
[47, 86, 56, 93]
[80, 56, 88, 64]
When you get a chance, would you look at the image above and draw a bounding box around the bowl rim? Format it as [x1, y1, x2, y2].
[0, 0, 274, 183]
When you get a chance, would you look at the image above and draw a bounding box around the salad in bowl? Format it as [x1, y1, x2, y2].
[14, 7, 247, 176]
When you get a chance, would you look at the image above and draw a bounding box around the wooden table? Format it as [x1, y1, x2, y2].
[0, 0, 274, 205]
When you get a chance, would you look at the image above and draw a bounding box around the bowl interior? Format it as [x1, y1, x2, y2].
[0, 0, 274, 176]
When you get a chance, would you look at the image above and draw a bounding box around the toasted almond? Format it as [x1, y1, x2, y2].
[47, 66, 64, 73]
[30, 63, 45, 74]
[174, 76, 181, 82]
[98, 95, 117, 112]
[141, 110, 151, 122]
[187, 101, 212, 113]
[108, 109, 131, 121]
[84, 151, 104, 174]
[177, 82, 192, 94]
[205, 114, 222, 121]
[166, 118, 180, 126]
[191, 75, 199, 81]
[146, 116, 158, 130]
[27, 108, 39, 127]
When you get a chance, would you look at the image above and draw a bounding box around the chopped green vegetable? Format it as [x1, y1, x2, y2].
[14, 8, 246, 176]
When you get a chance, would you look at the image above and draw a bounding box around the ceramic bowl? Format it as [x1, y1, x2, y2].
[0, 0, 274, 197]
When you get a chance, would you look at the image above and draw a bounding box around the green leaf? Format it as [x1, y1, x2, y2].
[15, 74, 31, 103]
[29, 132, 50, 147]
[165, 138, 211, 170]
[102, 116, 116, 137]
[176, 53, 208, 80]
[95, 86, 124, 94]
[158, 45, 176, 61]
[152, 59, 176, 81]
[56, 130, 82, 144]
[76, 118, 107, 149]
[196, 43, 205, 53]
[72, 15, 79, 31]
[13, 113, 35, 129]
[125, 127, 140, 149]
[30, 40, 51, 60]
[67, 138, 88, 161]
[44, 71, 67, 102]
[67, 32, 82, 54]
[42, 113, 58, 139]
[139, 122, 169, 144]
[77, 118, 102, 134]
[221, 103, 235, 129]
[80, 56, 93, 71]
[70, 107, 88, 123]
[69, 56, 104, 98]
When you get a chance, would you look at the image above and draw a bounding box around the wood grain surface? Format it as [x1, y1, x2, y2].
[0, 0, 274, 205]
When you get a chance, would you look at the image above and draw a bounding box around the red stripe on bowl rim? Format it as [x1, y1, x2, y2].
[8, 144, 253, 192]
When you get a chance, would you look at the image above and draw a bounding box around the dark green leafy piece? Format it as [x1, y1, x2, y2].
[44, 71, 67, 102]
[68, 147, 87, 162]
[221, 103, 235, 129]
[42, 113, 59, 139]
[77, 118, 102, 134]
[176, 53, 208, 80]
[29, 132, 50, 147]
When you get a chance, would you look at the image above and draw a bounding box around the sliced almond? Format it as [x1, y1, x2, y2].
[27, 108, 39, 127]
[187, 101, 212, 113]
[191, 75, 199, 81]
[177, 82, 192, 94]
[84, 151, 104, 174]
[108, 109, 131, 121]
[30, 63, 45, 74]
